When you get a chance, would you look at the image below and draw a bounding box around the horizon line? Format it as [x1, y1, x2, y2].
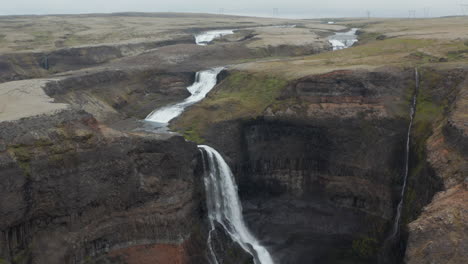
[0, 11, 463, 19]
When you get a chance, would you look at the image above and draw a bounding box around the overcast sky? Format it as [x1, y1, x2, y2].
[1, 0, 466, 17]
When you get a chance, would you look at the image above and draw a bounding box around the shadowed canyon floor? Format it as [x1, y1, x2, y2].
[0, 13, 467, 264]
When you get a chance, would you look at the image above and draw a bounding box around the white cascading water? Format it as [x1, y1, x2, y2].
[145, 66, 273, 263]
[199, 145, 274, 264]
[145, 67, 223, 123]
[195, 30, 235, 45]
[328, 28, 359, 50]
[389, 68, 419, 240]
[194, 25, 296, 46]
[199, 150, 221, 264]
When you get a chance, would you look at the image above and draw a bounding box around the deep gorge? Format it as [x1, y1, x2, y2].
[0, 62, 465, 264]
[0, 14, 467, 264]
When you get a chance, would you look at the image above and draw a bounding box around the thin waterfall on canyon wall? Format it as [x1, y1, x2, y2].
[389, 68, 419, 240]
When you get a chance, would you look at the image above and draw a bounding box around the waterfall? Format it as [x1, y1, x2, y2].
[145, 67, 223, 124]
[144, 65, 274, 263]
[195, 30, 235, 46]
[328, 28, 359, 50]
[389, 68, 419, 240]
[199, 150, 221, 264]
[194, 25, 296, 46]
[199, 145, 274, 264]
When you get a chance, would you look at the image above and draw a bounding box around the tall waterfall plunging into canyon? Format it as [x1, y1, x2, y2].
[145, 67, 223, 123]
[389, 68, 420, 240]
[145, 67, 273, 263]
[199, 145, 274, 264]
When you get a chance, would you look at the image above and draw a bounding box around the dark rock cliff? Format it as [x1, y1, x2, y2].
[0, 110, 208, 264]
[175, 67, 461, 264]
[403, 67, 468, 264]
[43, 69, 196, 122]
[176, 66, 467, 264]
[1, 37, 466, 263]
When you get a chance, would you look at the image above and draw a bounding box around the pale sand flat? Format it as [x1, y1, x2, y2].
[0, 79, 69, 122]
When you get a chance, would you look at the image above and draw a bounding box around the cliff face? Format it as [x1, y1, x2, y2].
[1, 14, 467, 264]
[182, 68, 414, 263]
[0, 37, 195, 83]
[173, 66, 468, 264]
[2, 65, 464, 264]
[43, 69, 196, 122]
[404, 68, 468, 264]
[1, 59, 466, 264]
[0, 109, 207, 264]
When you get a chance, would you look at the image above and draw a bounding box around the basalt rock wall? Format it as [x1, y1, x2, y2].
[0, 110, 207, 264]
[198, 68, 448, 264]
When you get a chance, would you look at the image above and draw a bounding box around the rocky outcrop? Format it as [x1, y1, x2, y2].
[0, 109, 207, 264]
[405, 184, 467, 264]
[44, 69, 196, 122]
[0, 53, 47, 83]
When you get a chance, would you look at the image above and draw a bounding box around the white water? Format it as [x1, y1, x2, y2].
[194, 25, 296, 46]
[328, 28, 359, 50]
[199, 150, 221, 264]
[195, 30, 235, 45]
[199, 145, 274, 264]
[145, 67, 223, 124]
[265, 24, 297, 29]
[389, 68, 419, 239]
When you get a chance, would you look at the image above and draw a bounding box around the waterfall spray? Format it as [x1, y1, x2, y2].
[199, 145, 274, 264]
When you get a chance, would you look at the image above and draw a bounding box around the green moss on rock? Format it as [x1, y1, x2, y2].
[401, 67, 464, 238]
[9, 146, 32, 162]
[172, 71, 288, 142]
[351, 236, 379, 259]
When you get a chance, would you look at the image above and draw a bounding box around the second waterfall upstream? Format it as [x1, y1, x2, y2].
[199, 145, 274, 264]
[145, 67, 223, 124]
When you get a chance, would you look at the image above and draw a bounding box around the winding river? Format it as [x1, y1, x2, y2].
[145, 29, 275, 264]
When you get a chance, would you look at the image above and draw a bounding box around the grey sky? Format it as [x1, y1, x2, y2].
[1, 0, 466, 17]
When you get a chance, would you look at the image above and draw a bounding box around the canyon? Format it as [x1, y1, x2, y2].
[0, 13, 467, 264]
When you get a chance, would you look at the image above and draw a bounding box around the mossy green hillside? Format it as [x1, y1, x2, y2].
[172, 71, 288, 143]
[5, 126, 97, 178]
[412, 68, 453, 157]
[236, 36, 468, 80]
[309, 38, 468, 67]
[402, 69, 446, 223]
